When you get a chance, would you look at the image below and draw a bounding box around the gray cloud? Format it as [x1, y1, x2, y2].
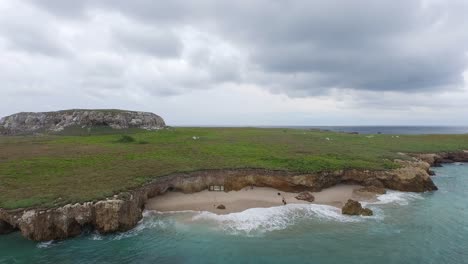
[113, 28, 183, 58]
[0, 0, 467, 125]
[27, 0, 468, 95]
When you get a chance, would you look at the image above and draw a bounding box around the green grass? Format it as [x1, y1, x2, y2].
[1, 127, 468, 209]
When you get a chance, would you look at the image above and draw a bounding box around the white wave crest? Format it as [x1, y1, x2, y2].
[367, 191, 423, 206]
[191, 204, 361, 235]
[36, 240, 55, 249]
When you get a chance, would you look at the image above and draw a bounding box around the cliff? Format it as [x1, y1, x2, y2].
[1, 152, 462, 241]
[0, 109, 166, 135]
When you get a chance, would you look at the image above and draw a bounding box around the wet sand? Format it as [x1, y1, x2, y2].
[146, 184, 374, 214]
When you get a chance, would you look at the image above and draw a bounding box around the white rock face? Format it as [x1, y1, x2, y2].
[0, 109, 166, 135]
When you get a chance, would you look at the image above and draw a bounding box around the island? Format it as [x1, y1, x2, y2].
[1, 109, 468, 241]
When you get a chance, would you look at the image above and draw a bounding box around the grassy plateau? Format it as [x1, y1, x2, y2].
[1, 127, 468, 209]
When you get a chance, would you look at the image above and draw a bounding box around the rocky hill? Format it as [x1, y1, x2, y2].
[0, 109, 166, 135]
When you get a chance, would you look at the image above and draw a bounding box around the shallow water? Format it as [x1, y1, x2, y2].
[1, 163, 467, 264]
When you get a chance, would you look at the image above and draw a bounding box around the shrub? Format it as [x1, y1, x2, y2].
[116, 135, 135, 143]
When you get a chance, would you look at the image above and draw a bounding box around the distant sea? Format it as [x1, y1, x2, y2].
[262, 126, 468, 134]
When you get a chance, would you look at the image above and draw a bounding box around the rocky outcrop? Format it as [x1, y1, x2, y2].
[342, 160, 437, 192]
[0, 158, 439, 241]
[413, 151, 468, 167]
[0, 109, 166, 135]
[0, 197, 144, 241]
[295, 192, 315, 202]
[342, 199, 373, 216]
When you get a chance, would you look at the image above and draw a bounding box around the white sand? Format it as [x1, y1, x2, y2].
[146, 184, 373, 214]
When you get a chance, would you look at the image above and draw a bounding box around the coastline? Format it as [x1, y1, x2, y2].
[1, 150, 467, 241]
[146, 184, 371, 214]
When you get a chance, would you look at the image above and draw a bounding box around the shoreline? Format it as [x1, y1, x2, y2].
[2, 152, 467, 241]
[146, 184, 374, 214]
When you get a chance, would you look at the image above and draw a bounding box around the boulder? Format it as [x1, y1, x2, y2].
[216, 204, 226, 210]
[342, 199, 373, 216]
[94, 199, 142, 234]
[360, 208, 373, 216]
[295, 192, 315, 202]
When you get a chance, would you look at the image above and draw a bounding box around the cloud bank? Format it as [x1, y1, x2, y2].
[0, 0, 467, 125]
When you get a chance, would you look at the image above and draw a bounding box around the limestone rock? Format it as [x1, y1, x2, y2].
[0, 109, 165, 135]
[342, 160, 437, 192]
[360, 208, 373, 216]
[94, 199, 142, 233]
[413, 152, 468, 166]
[295, 192, 315, 202]
[5, 197, 143, 241]
[342, 199, 373, 216]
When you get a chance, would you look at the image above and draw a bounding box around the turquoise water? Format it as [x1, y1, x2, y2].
[1, 163, 467, 264]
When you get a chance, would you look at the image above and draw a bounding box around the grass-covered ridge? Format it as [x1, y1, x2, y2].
[1, 127, 468, 209]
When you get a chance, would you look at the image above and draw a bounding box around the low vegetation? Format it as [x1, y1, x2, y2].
[1, 127, 468, 209]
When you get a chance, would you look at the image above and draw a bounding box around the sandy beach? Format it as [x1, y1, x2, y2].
[146, 184, 374, 214]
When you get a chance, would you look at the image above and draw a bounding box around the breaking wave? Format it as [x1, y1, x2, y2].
[368, 191, 424, 206]
[190, 204, 362, 235]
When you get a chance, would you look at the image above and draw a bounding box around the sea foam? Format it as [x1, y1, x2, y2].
[191, 204, 361, 235]
[36, 240, 55, 249]
[368, 190, 424, 206]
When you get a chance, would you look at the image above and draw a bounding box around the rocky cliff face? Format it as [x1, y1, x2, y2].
[0, 155, 451, 241]
[0, 109, 165, 135]
[414, 151, 468, 166]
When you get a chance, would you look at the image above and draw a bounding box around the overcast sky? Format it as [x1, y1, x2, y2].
[0, 0, 467, 126]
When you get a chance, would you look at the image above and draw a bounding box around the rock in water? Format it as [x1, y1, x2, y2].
[342, 199, 373, 216]
[360, 208, 373, 216]
[295, 192, 315, 202]
[0, 109, 166, 135]
[217, 204, 226, 210]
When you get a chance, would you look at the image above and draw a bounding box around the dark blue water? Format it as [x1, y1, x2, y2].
[1, 163, 467, 264]
[265, 126, 468, 134]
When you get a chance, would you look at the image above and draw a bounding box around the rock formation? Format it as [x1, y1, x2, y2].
[295, 192, 315, 202]
[0, 109, 165, 135]
[216, 205, 226, 210]
[342, 199, 373, 216]
[413, 152, 468, 167]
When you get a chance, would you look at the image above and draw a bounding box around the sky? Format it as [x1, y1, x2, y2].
[0, 0, 467, 126]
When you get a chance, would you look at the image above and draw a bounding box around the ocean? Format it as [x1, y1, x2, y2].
[264, 126, 468, 135]
[0, 163, 467, 264]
